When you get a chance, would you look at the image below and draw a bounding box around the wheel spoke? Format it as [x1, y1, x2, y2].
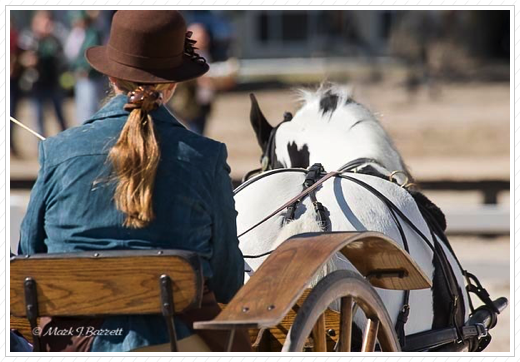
[311, 313, 327, 351]
[338, 296, 353, 351]
[361, 318, 379, 352]
[283, 270, 400, 352]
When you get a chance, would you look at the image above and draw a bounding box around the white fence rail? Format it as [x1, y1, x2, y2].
[444, 206, 510, 235]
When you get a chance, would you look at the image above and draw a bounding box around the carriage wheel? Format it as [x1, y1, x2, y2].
[282, 270, 400, 352]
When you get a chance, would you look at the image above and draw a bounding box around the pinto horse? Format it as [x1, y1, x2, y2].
[235, 84, 470, 349]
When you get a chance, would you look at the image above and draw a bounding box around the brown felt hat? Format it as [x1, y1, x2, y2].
[86, 10, 209, 84]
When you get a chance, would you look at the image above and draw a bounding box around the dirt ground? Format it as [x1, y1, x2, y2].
[204, 81, 510, 181]
[9, 79, 511, 352]
[450, 236, 511, 352]
[11, 79, 510, 181]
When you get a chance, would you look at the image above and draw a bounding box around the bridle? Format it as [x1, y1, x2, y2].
[242, 112, 293, 183]
[263, 111, 294, 170]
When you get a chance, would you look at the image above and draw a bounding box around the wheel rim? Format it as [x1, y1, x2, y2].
[282, 270, 400, 352]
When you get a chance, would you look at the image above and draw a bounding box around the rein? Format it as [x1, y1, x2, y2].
[10, 117, 46, 141]
[240, 160, 497, 350]
[238, 158, 394, 240]
[237, 170, 339, 239]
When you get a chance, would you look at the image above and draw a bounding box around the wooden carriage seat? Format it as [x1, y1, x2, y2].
[10, 250, 203, 352]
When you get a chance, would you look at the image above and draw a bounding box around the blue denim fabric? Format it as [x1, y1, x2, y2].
[19, 94, 244, 351]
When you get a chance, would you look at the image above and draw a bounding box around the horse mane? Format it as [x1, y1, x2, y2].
[292, 82, 413, 182]
[295, 83, 355, 114]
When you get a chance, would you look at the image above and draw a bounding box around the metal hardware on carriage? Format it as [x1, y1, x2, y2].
[24, 277, 41, 352]
[160, 274, 179, 352]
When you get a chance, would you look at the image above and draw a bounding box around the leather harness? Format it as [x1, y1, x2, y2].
[238, 159, 498, 351]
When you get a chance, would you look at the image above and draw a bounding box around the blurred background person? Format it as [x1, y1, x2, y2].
[389, 11, 442, 100]
[170, 21, 238, 135]
[18, 10, 69, 137]
[169, 23, 215, 135]
[390, 11, 443, 101]
[10, 18, 23, 157]
[64, 10, 105, 124]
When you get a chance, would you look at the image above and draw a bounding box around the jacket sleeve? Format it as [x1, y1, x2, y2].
[18, 141, 48, 255]
[207, 144, 244, 303]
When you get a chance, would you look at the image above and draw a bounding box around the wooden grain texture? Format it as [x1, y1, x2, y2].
[245, 289, 340, 351]
[339, 236, 432, 290]
[194, 231, 431, 331]
[11, 251, 202, 317]
[270, 289, 340, 346]
[361, 319, 379, 352]
[11, 316, 35, 341]
[311, 313, 327, 352]
[339, 296, 353, 351]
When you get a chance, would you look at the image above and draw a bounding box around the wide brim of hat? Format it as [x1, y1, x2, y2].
[85, 45, 209, 84]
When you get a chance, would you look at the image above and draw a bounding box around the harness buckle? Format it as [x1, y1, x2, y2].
[401, 304, 410, 315]
[475, 323, 488, 339]
[398, 304, 410, 323]
[304, 163, 325, 187]
[284, 203, 298, 224]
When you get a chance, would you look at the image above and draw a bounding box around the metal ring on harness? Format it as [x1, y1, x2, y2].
[389, 170, 409, 188]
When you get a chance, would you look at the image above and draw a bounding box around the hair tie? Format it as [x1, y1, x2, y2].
[124, 85, 163, 112]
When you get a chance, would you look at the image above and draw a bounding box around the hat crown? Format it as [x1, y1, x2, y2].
[109, 10, 186, 60]
[85, 10, 209, 83]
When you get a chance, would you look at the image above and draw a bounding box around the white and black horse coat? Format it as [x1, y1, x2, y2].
[235, 85, 469, 344]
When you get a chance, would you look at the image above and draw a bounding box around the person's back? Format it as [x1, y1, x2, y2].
[18, 10, 249, 352]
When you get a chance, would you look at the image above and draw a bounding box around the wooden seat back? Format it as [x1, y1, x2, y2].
[11, 249, 203, 318]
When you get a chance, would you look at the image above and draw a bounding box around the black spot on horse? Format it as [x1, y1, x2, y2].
[345, 98, 354, 105]
[319, 90, 339, 116]
[287, 142, 310, 168]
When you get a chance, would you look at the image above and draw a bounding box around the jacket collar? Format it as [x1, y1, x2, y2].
[84, 94, 184, 128]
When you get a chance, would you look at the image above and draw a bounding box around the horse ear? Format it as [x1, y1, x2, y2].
[250, 93, 273, 151]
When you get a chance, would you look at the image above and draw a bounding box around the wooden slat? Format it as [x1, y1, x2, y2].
[11, 251, 202, 317]
[271, 289, 339, 345]
[245, 289, 339, 351]
[195, 231, 431, 331]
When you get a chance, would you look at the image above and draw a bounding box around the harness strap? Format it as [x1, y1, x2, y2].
[387, 207, 411, 348]
[418, 201, 472, 338]
[403, 324, 488, 352]
[416, 199, 498, 330]
[341, 174, 468, 338]
[238, 170, 339, 238]
[338, 157, 384, 173]
[465, 271, 499, 315]
[239, 158, 499, 352]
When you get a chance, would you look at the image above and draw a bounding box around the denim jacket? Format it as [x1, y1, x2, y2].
[19, 95, 244, 351]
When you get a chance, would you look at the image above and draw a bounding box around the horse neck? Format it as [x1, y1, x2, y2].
[350, 125, 405, 171]
[309, 122, 408, 175]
